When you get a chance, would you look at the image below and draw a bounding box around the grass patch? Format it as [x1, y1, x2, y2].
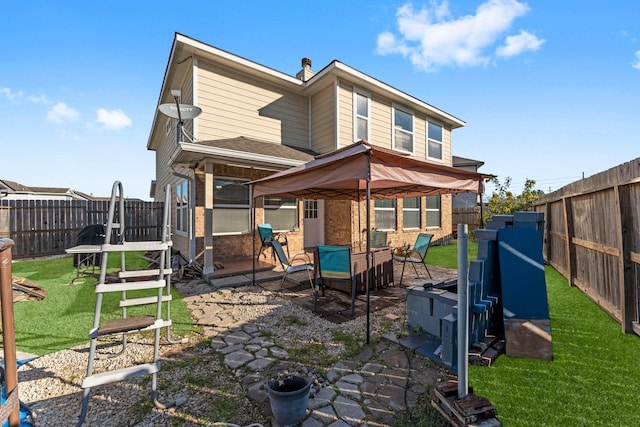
[426, 240, 478, 269]
[331, 329, 363, 358]
[288, 342, 331, 365]
[9, 253, 193, 355]
[469, 267, 640, 426]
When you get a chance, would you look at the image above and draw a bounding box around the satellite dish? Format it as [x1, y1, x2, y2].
[158, 103, 202, 120]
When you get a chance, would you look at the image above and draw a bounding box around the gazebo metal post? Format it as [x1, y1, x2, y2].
[457, 223, 469, 398]
[252, 189, 256, 286]
[365, 153, 372, 344]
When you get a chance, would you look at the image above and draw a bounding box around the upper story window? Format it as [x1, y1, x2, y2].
[393, 107, 414, 153]
[213, 177, 250, 235]
[402, 197, 421, 229]
[165, 118, 172, 136]
[264, 197, 298, 232]
[176, 180, 188, 234]
[426, 195, 441, 228]
[354, 91, 370, 142]
[427, 122, 443, 161]
[374, 199, 396, 230]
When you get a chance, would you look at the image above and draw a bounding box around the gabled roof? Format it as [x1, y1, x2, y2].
[148, 33, 465, 151]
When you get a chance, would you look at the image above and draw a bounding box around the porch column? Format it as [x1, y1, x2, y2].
[203, 161, 215, 277]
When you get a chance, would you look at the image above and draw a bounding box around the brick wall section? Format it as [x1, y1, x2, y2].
[324, 200, 353, 246]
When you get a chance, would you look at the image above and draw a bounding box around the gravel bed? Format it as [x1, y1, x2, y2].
[15, 280, 413, 427]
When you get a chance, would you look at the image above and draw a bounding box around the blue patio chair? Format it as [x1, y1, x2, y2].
[369, 229, 388, 249]
[270, 240, 314, 291]
[315, 245, 357, 317]
[397, 233, 433, 284]
[258, 223, 289, 261]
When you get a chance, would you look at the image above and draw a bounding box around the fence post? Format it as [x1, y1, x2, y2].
[0, 238, 20, 426]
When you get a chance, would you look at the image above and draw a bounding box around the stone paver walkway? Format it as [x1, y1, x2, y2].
[176, 274, 453, 426]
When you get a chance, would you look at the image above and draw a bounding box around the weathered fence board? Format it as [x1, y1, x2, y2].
[0, 200, 164, 259]
[534, 157, 640, 334]
[453, 206, 481, 235]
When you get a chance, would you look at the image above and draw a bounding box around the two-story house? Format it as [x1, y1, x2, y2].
[147, 33, 473, 277]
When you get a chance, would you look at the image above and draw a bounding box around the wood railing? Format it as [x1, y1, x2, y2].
[0, 238, 20, 426]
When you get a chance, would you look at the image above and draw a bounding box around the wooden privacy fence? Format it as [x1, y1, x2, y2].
[453, 206, 482, 236]
[0, 200, 165, 259]
[534, 157, 640, 335]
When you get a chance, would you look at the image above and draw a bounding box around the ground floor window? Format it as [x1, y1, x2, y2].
[213, 177, 250, 234]
[176, 180, 188, 234]
[264, 197, 298, 231]
[403, 197, 421, 229]
[374, 199, 396, 230]
[426, 195, 441, 228]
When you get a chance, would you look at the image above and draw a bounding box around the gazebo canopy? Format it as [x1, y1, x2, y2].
[251, 141, 491, 200]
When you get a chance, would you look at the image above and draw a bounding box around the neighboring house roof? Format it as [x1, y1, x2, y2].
[148, 33, 466, 151]
[170, 136, 317, 170]
[453, 156, 485, 170]
[0, 179, 97, 201]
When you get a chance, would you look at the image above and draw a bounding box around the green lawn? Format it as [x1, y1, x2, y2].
[9, 253, 193, 356]
[428, 241, 640, 426]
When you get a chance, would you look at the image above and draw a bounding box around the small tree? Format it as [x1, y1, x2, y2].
[483, 177, 543, 222]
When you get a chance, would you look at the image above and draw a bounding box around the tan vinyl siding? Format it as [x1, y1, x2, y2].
[196, 59, 308, 148]
[337, 81, 353, 148]
[443, 126, 452, 166]
[414, 113, 427, 159]
[154, 71, 195, 201]
[310, 82, 335, 154]
[370, 94, 392, 149]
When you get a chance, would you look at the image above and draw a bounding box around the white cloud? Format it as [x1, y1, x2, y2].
[376, 0, 541, 71]
[496, 30, 545, 57]
[47, 102, 80, 124]
[1, 87, 22, 101]
[27, 94, 50, 104]
[633, 50, 640, 70]
[95, 108, 132, 130]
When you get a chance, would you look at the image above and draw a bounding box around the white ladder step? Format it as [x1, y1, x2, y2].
[118, 268, 173, 279]
[90, 318, 170, 338]
[81, 362, 160, 389]
[95, 279, 166, 293]
[120, 294, 172, 307]
[102, 241, 171, 252]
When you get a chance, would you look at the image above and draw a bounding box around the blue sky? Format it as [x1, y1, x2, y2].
[2, 0, 639, 200]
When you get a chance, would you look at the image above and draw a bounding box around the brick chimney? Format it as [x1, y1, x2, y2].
[296, 57, 315, 81]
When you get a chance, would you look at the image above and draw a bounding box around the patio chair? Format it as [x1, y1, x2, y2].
[397, 233, 433, 284]
[369, 229, 388, 248]
[315, 245, 357, 317]
[257, 223, 289, 261]
[271, 239, 314, 291]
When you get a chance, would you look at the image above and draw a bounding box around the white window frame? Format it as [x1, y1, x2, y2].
[402, 197, 421, 230]
[426, 195, 441, 229]
[353, 90, 371, 142]
[427, 121, 444, 161]
[175, 179, 188, 235]
[165, 117, 172, 136]
[374, 199, 397, 231]
[213, 177, 251, 235]
[392, 105, 414, 154]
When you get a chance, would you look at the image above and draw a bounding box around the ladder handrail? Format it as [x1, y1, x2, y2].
[77, 181, 179, 426]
